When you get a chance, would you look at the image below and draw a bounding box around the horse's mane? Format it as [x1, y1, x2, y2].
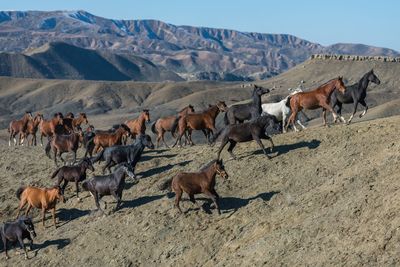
[199, 159, 217, 171]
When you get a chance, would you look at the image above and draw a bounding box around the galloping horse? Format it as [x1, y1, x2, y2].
[92, 124, 131, 153]
[62, 112, 89, 132]
[285, 77, 347, 131]
[125, 110, 150, 139]
[330, 69, 381, 124]
[8, 111, 33, 146]
[45, 131, 83, 166]
[224, 85, 270, 124]
[21, 113, 44, 146]
[151, 105, 195, 148]
[172, 101, 228, 147]
[159, 159, 228, 215]
[39, 113, 64, 146]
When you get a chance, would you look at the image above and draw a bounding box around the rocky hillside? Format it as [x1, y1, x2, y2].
[0, 10, 398, 80]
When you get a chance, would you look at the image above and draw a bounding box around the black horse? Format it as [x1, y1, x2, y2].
[224, 85, 270, 124]
[91, 134, 154, 175]
[1, 217, 36, 260]
[82, 163, 136, 213]
[50, 158, 95, 199]
[330, 69, 381, 124]
[214, 115, 281, 160]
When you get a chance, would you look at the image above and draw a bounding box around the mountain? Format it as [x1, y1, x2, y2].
[0, 10, 398, 81]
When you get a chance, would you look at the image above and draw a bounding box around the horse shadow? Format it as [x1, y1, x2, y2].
[140, 153, 178, 162]
[57, 208, 90, 226]
[34, 238, 71, 254]
[252, 139, 321, 157]
[137, 160, 192, 179]
[121, 194, 164, 210]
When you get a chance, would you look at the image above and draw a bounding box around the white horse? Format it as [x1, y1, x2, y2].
[261, 87, 307, 133]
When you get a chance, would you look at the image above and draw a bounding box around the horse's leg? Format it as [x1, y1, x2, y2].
[2, 234, 9, 259]
[189, 194, 202, 210]
[94, 192, 103, 213]
[253, 134, 270, 159]
[285, 111, 297, 132]
[111, 190, 121, 211]
[334, 102, 343, 123]
[174, 189, 183, 214]
[53, 149, 58, 166]
[16, 198, 27, 219]
[227, 141, 237, 160]
[263, 135, 275, 152]
[8, 129, 13, 146]
[51, 207, 57, 228]
[188, 129, 195, 146]
[321, 102, 345, 124]
[161, 131, 169, 148]
[25, 205, 32, 217]
[61, 180, 68, 195]
[17, 235, 28, 259]
[322, 108, 327, 126]
[75, 180, 80, 199]
[204, 190, 221, 215]
[72, 150, 77, 165]
[33, 134, 37, 146]
[13, 133, 17, 146]
[41, 208, 46, 227]
[359, 99, 368, 118]
[217, 138, 229, 160]
[347, 101, 359, 124]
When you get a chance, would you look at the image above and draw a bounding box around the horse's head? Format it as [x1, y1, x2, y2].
[65, 112, 74, 119]
[25, 111, 33, 120]
[19, 217, 36, 238]
[54, 186, 66, 203]
[254, 85, 270, 96]
[86, 125, 95, 133]
[139, 134, 155, 149]
[121, 163, 137, 181]
[335, 76, 346, 93]
[216, 101, 228, 112]
[215, 159, 228, 179]
[142, 109, 151, 123]
[54, 113, 64, 125]
[79, 113, 89, 124]
[35, 113, 44, 123]
[82, 157, 95, 172]
[367, 69, 381, 85]
[187, 105, 195, 113]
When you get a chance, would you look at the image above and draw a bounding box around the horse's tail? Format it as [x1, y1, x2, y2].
[159, 177, 173, 191]
[45, 140, 52, 158]
[285, 96, 292, 108]
[91, 149, 104, 164]
[210, 128, 224, 144]
[50, 168, 61, 179]
[16, 186, 26, 200]
[170, 116, 180, 136]
[151, 121, 158, 134]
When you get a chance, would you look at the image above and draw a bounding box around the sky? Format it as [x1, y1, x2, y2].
[1, 0, 399, 51]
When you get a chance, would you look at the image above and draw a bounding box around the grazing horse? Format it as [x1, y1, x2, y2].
[213, 115, 281, 160]
[285, 77, 347, 131]
[92, 124, 131, 154]
[39, 113, 64, 146]
[82, 163, 136, 213]
[92, 134, 154, 174]
[330, 69, 381, 124]
[45, 131, 83, 166]
[50, 158, 95, 199]
[16, 186, 65, 228]
[1, 217, 36, 260]
[125, 110, 150, 138]
[20, 113, 44, 146]
[224, 85, 270, 124]
[62, 112, 89, 132]
[262, 87, 305, 133]
[151, 105, 195, 148]
[8, 111, 33, 146]
[172, 101, 228, 147]
[159, 159, 228, 215]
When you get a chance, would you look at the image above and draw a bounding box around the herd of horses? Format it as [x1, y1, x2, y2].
[2, 69, 381, 259]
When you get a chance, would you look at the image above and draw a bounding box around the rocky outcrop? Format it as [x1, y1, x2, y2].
[311, 54, 400, 62]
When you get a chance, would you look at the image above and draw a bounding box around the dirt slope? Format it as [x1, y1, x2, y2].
[1, 115, 400, 266]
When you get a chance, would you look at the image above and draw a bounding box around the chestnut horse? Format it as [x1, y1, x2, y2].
[21, 113, 44, 146]
[92, 124, 131, 153]
[45, 131, 83, 166]
[285, 77, 347, 132]
[159, 159, 228, 215]
[172, 101, 228, 147]
[8, 111, 33, 146]
[151, 105, 195, 148]
[16, 185, 65, 228]
[62, 112, 89, 133]
[125, 110, 150, 139]
[39, 113, 64, 146]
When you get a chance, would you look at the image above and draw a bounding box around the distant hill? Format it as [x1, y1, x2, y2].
[0, 10, 398, 81]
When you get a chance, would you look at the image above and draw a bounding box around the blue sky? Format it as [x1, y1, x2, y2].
[1, 0, 399, 51]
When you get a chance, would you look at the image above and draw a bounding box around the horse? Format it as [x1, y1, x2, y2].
[91, 134, 154, 174]
[62, 112, 89, 133]
[1, 217, 36, 260]
[262, 87, 305, 133]
[45, 131, 83, 166]
[159, 159, 228, 215]
[39, 113, 64, 146]
[125, 110, 150, 139]
[224, 85, 270, 125]
[172, 101, 228, 147]
[8, 111, 33, 146]
[330, 69, 381, 124]
[151, 105, 195, 148]
[50, 158, 95, 199]
[20, 113, 44, 146]
[82, 163, 136, 213]
[213, 115, 281, 160]
[285, 77, 347, 131]
[92, 124, 131, 154]
[16, 186, 65, 228]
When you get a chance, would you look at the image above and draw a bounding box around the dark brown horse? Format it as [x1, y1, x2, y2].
[159, 159, 228, 215]
[21, 113, 44, 146]
[45, 131, 83, 166]
[172, 101, 228, 147]
[39, 113, 64, 146]
[16, 185, 65, 228]
[62, 112, 89, 133]
[8, 111, 33, 146]
[125, 110, 150, 139]
[92, 124, 131, 153]
[151, 105, 195, 148]
[285, 77, 347, 131]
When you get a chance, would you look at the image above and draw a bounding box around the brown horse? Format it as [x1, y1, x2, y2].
[45, 131, 83, 166]
[8, 111, 33, 146]
[159, 159, 228, 215]
[39, 113, 64, 146]
[125, 110, 150, 139]
[62, 112, 89, 133]
[20, 113, 44, 146]
[285, 77, 347, 131]
[151, 105, 195, 148]
[172, 101, 227, 147]
[92, 124, 131, 153]
[16, 185, 65, 228]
